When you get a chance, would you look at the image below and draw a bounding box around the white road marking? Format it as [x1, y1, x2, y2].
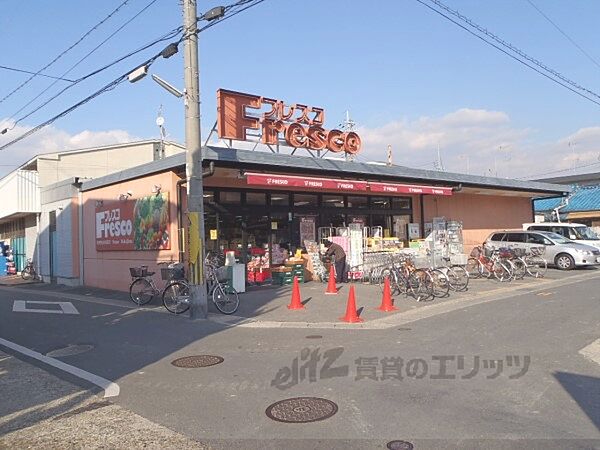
[579, 338, 600, 366]
[12, 300, 79, 315]
[0, 337, 119, 398]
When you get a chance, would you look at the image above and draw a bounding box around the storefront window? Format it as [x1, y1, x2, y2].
[246, 192, 267, 205]
[391, 197, 411, 209]
[219, 191, 242, 204]
[293, 193, 318, 208]
[321, 212, 346, 228]
[371, 196, 392, 209]
[270, 193, 290, 206]
[322, 195, 345, 208]
[347, 195, 368, 209]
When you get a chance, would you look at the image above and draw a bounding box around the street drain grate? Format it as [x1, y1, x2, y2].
[305, 335, 323, 339]
[397, 328, 412, 331]
[46, 344, 94, 358]
[387, 440, 414, 450]
[171, 355, 224, 368]
[53, 401, 111, 420]
[265, 397, 338, 423]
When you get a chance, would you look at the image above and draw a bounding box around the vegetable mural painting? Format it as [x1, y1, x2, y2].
[133, 193, 170, 250]
[95, 192, 171, 251]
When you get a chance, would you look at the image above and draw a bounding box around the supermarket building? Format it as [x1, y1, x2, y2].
[3, 89, 569, 290]
[72, 145, 568, 291]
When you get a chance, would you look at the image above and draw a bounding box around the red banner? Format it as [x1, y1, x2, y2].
[246, 173, 367, 191]
[95, 193, 171, 251]
[369, 182, 453, 196]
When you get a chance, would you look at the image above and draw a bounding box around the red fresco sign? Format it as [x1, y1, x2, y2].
[246, 173, 367, 191]
[217, 89, 362, 155]
[369, 182, 453, 196]
[95, 193, 171, 251]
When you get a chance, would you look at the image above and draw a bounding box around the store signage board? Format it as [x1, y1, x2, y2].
[95, 193, 170, 251]
[246, 173, 452, 196]
[246, 173, 368, 191]
[369, 182, 453, 196]
[217, 89, 361, 155]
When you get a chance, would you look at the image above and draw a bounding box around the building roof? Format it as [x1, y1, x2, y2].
[535, 169, 600, 185]
[81, 146, 570, 195]
[535, 185, 600, 212]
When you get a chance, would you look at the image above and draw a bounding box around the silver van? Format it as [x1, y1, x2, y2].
[523, 222, 600, 250]
[485, 230, 600, 270]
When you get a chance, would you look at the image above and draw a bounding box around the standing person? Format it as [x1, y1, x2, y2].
[324, 240, 347, 283]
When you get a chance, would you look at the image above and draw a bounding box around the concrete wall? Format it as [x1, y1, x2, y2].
[82, 171, 181, 292]
[37, 142, 185, 187]
[423, 192, 533, 250]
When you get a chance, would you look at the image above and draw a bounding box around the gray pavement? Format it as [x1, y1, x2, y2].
[0, 269, 598, 449]
[0, 350, 209, 449]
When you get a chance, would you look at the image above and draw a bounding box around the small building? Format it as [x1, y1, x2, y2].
[0, 140, 184, 281]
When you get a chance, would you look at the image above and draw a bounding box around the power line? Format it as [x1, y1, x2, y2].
[526, 0, 600, 72]
[197, 0, 267, 34]
[0, 1, 267, 152]
[0, 65, 75, 83]
[6, 0, 162, 128]
[3, 26, 182, 132]
[0, 0, 133, 106]
[414, 0, 600, 108]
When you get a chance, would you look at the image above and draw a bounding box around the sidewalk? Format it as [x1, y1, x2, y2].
[0, 350, 208, 449]
[3, 268, 595, 329]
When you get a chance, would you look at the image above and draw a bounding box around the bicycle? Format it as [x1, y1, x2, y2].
[129, 262, 183, 306]
[21, 258, 38, 280]
[466, 246, 511, 282]
[438, 256, 470, 292]
[161, 254, 240, 315]
[516, 246, 547, 278]
[379, 255, 435, 301]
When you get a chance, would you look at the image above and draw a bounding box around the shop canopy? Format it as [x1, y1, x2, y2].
[245, 172, 453, 196]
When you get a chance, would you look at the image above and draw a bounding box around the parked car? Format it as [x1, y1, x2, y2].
[484, 230, 600, 270]
[523, 222, 600, 250]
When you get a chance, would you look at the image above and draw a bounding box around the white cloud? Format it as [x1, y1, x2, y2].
[356, 109, 600, 179]
[0, 119, 142, 177]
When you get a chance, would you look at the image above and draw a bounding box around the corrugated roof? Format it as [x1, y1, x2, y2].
[81, 146, 570, 195]
[535, 185, 600, 212]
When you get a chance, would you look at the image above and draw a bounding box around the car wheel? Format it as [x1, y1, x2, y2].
[555, 253, 575, 270]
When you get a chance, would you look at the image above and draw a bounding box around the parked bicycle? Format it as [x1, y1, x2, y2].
[129, 261, 183, 306]
[21, 258, 38, 280]
[161, 253, 240, 315]
[466, 246, 511, 281]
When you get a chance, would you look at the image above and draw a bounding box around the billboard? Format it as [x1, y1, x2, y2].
[95, 192, 170, 251]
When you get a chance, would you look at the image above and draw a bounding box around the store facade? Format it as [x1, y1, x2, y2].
[69, 88, 569, 291]
[76, 146, 567, 291]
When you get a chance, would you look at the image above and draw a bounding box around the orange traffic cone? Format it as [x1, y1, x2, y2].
[287, 276, 305, 310]
[339, 285, 363, 323]
[325, 265, 338, 295]
[377, 276, 397, 312]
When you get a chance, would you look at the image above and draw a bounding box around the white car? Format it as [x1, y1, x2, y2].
[523, 222, 600, 251]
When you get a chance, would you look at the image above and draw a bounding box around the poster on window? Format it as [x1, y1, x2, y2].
[299, 216, 316, 245]
[95, 193, 170, 251]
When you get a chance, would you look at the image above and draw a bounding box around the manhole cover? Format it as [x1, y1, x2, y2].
[387, 440, 414, 450]
[46, 344, 94, 357]
[265, 397, 338, 423]
[305, 335, 323, 339]
[171, 355, 224, 368]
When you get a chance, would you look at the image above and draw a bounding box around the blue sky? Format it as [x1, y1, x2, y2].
[1, 0, 600, 178]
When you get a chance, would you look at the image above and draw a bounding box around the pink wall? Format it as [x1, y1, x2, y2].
[423, 192, 533, 250]
[82, 171, 182, 292]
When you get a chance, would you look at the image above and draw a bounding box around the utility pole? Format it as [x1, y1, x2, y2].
[183, 0, 207, 319]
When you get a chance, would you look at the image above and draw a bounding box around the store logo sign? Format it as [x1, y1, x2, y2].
[217, 89, 361, 155]
[96, 209, 133, 239]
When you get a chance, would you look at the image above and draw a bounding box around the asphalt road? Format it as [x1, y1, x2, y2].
[0, 271, 599, 450]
